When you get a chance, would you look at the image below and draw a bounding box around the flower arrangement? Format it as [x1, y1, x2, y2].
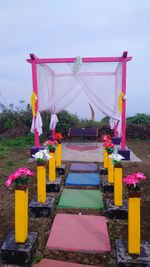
[33, 149, 51, 164]
[109, 153, 125, 166]
[54, 132, 63, 144]
[43, 140, 58, 152]
[103, 141, 114, 154]
[123, 172, 146, 191]
[5, 168, 34, 188]
[101, 134, 111, 143]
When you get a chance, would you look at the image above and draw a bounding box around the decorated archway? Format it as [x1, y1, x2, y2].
[27, 52, 132, 152]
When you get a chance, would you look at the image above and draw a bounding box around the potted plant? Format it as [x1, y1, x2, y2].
[5, 168, 34, 243]
[123, 172, 146, 254]
[33, 149, 50, 166]
[123, 172, 146, 196]
[43, 140, 58, 153]
[103, 140, 114, 154]
[109, 153, 125, 206]
[54, 132, 63, 167]
[54, 132, 63, 144]
[33, 150, 50, 203]
[5, 167, 34, 189]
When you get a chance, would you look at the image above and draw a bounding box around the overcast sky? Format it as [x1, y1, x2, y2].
[0, 0, 150, 120]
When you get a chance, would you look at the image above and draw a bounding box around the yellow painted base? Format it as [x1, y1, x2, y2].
[114, 167, 122, 206]
[49, 152, 56, 182]
[104, 149, 108, 169]
[37, 165, 46, 203]
[108, 157, 114, 184]
[15, 188, 28, 243]
[128, 197, 141, 254]
[56, 144, 62, 167]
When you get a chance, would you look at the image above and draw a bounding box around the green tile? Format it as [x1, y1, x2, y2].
[58, 189, 103, 209]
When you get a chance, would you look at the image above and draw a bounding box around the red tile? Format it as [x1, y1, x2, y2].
[33, 259, 99, 267]
[46, 214, 111, 253]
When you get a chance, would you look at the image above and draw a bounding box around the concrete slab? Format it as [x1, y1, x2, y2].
[33, 259, 99, 267]
[62, 142, 141, 163]
[58, 189, 103, 210]
[70, 163, 97, 172]
[46, 214, 111, 253]
[66, 173, 100, 186]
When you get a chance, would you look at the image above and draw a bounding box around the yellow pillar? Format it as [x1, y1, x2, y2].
[56, 143, 62, 167]
[108, 156, 114, 183]
[128, 194, 141, 254]
[104, 149, 108, 168]
[37, 164, 46, 203]
[15, 187, 28, 243]
[49, 152, 56, 182]
[114, 165, 122, 206]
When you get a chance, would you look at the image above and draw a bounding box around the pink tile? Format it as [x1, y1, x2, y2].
[46, 214, 111, 253]
[33, 259, 99, 267]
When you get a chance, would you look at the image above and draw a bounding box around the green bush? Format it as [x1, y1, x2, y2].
[127, 113, 150, 124]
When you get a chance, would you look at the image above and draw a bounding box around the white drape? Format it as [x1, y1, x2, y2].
[31, 111, 43, 135]
[36, 59, 122, 131]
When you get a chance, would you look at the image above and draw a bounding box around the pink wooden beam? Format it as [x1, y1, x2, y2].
[55, 71, 115, 77]
[121, 59, 127, 150]
[31, 61, 40, 147]
[27, 56, 132, 64]
[28, 54, 56, 76]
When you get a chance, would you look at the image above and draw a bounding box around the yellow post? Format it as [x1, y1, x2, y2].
[49, 152, 56, 182]
[56, 143, 62, 167]
[37, 164, 46, 203]
[104, 149, 108, 168]
[114, 165, 122, 206]
[108, 156, 114, 183]
[128, 194, 141, 254]
[15, 187, 28, 243]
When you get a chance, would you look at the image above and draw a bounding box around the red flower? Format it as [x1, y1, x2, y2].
[54, 132, 63, 140]
[101, 134, 111, 143]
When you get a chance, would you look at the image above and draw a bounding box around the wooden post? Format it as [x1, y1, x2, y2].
[104, 149, 108, 168]
[37, 164, 46, 203]
[128, 192, 141, 254]
[114, 165, 122, 206]
[49, 152, 56, 182]
[108, 156, 114, 183]
[15, 187, 28, 243]
[56, 144, 62, 167]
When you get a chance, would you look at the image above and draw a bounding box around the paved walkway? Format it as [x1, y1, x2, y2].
[62, 142, 141, 162]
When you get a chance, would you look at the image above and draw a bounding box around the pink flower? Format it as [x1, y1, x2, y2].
[5, 178, 13, 188]
[134, 172, 146, 181]
[5, 168, 34, 188]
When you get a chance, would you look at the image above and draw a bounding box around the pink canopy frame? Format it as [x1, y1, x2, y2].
[27, 51, 132, 150]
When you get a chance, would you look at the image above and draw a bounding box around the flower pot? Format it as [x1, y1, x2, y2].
[49, 152, 56, 182]
[128, 189, 141, 255]
[114, 164, 122, 206]
[15, 187, 28, 243]
[108, 156, 114, 184]
[104, 149, 108, 168]
[49, 148, 56, 153]
[55, 143, 62, 167]
[37, 164, 46, 203]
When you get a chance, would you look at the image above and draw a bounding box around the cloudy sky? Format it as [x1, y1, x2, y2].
[0, 0, 150, 120]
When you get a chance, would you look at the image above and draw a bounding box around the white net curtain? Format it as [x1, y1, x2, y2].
[35, 58, 122, 135]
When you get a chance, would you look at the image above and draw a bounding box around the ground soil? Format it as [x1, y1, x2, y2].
[0, 139, 150, 267]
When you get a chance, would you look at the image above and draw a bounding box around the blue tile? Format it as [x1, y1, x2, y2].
[66, 173, 100, 186]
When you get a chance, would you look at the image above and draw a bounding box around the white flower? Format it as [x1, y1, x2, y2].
[109, 153, 125, 163]
[32, 150, 51, 161]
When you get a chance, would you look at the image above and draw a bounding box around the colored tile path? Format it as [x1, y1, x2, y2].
[70, 163, 97, 172]
[33, 259, 99, 267]
[66, 173, 100, 186]
[46, 214, 111, 253]
[58, 189, 103, 209]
